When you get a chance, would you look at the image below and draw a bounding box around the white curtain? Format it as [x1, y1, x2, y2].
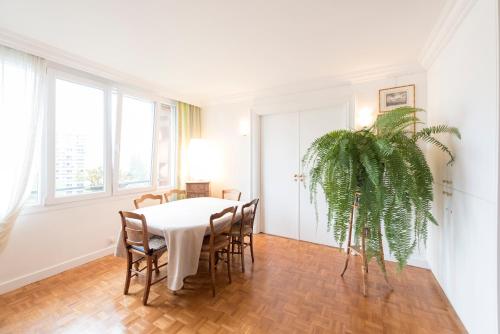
[0, 45, 46, 247]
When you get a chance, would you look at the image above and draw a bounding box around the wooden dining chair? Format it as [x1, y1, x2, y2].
[230, 199, 259, 273]
[133, 193, 163, 209]
[200, 206, 237, 297]
[119, 211, 168, 305]
[222, 189, 242, 201]
[164, 189, 187, 202]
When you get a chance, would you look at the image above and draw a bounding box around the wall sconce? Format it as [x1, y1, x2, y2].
[356, 107, 376, 129]
[239, 119, 250, 136]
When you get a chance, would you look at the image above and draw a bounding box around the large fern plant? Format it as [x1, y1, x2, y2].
[302, 107, 460, 269]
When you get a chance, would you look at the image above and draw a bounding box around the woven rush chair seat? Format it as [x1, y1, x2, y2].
[230, 223, 252, 236]
[130, 235, 167, 255]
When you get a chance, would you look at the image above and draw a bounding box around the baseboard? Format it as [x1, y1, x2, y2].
[258, 232, 430, 269]
[0, 246, 115, 295]
[385, 254, 430, 269]
[429, 270, 468, 333]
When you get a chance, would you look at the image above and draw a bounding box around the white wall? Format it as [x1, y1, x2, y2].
[201, 102, 252, 201]
[0, 194, 151, 294]
[202, 72, 429, 267]
[426, 0, 498, 332]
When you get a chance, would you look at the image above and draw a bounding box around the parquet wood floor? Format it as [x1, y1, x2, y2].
[0, 234, 465, 333]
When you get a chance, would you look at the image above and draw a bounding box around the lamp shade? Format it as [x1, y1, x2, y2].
[187, 138, 210, 180]
[356, 106, 376, 129]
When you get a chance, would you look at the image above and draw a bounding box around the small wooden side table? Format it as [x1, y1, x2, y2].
[186, 181, 210, 198]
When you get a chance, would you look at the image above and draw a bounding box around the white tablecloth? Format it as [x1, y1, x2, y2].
[114, 197, 243, 291]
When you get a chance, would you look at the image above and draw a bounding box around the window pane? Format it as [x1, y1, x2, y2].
[157, 104, 172, 188]
[118, 96, 154, 189]
[54, 79, 105, 197]
[26, 121, 42, 205]
[26, 178, 39, 204]
[111, 92, 118, 168]
[25, 148, 40, 205]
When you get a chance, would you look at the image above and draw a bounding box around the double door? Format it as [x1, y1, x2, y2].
[260, 103, 350, 246]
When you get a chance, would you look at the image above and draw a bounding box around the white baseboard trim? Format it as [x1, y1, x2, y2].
[0, 246, 115, 295]
[0, 239, 429, 295]
[385, 254, 430, 269]
[258, 232, 430, 269]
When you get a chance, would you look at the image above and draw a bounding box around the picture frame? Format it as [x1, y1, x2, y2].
[378, 84, 415, 113]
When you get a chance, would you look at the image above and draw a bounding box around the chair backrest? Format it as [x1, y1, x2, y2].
[240, 198, 259, 234]
[133, 193, 163, 209]
[209, 206, 237, 246]
[164, 189, 187, 202]
[119, 211, 151, 254]
[222, 189, 242, 201]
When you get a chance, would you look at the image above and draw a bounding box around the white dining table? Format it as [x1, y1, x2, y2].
[114, 197, 243, 291]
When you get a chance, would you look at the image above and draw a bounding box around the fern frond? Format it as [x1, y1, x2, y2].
[419, 135, 456, 165]
[375, 107, 423, 134]
[415, 125, 461, 140]
[302, 107, 459, 270]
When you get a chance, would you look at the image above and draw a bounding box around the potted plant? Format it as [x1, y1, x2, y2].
[302, 107, 460, 276]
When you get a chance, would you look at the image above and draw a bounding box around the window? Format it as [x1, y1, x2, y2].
[25, 150, 41, 205]
[25, 127, 43, 206]
[117, 95, 155, 190]
[28, 65, 176, 207]
[157, 104, 174, 188]
[52, 76, 106, 198]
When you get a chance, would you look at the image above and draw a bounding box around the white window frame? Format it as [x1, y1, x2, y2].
[45, 68, 112, 204]
[113, 90, 158, 196]
[155, 101, 177, 190]
[22, 64, 178, 210]
[25, 121, 46, 207]
[25, 153, 42, 207]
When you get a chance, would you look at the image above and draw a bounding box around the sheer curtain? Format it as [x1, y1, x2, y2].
[176, 101, 201, 188]
[0, 45, 46, 247]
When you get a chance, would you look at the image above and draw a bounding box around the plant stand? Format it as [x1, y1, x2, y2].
[340, 193, 393, 296]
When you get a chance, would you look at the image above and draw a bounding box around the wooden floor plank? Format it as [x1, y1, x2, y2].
[0, 234, 465, 333]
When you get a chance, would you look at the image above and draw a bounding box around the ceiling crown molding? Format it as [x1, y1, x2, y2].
[418, 0, 479, 69]
[0, 27, 201, 106]
[203, 63, 424, 107]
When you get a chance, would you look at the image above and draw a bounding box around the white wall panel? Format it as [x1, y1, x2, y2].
[426, 0, 498, 332]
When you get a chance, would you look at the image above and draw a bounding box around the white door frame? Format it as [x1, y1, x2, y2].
[250, 95, 356, 233]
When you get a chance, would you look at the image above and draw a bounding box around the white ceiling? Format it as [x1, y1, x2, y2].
[0, 0, 446, 104]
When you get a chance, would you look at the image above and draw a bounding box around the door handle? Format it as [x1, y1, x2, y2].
[294, 174, 305, 182]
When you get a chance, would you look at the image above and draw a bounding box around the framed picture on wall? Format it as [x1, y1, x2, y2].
[379, 84, 415, 113]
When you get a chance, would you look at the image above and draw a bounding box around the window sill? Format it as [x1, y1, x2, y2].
[19, 187, 172, 217]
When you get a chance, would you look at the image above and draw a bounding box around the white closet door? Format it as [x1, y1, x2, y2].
[261, 112, 300, 239]
[299, 104, 349, 246]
